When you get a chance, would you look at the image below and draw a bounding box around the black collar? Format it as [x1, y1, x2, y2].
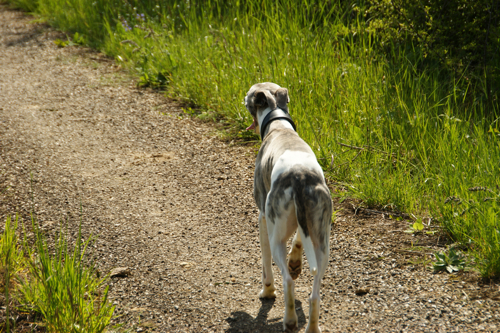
[260, 108, 296, 139]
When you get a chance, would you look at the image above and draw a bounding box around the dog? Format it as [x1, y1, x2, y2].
[245, 82, 332, 333]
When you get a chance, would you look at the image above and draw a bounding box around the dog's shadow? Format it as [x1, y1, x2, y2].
[225, 298, 306, 333]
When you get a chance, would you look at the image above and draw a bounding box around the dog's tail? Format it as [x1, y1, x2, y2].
[292, 178, 331, 277]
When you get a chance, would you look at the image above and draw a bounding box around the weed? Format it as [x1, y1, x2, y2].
[407, 257, 432, 269]
[53, 32, 86, 48]
[433, 247, 468, 274]
[53, 38, 67, 47]
[405, 218, 425, 234]
[72, 32, 86, 45]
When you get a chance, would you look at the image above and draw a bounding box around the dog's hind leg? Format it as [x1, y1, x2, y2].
[305, 246, 329, 333]
[271, 237, 298, 332]
[258, 212, 276, 299]
[296, 185, 331, 333]
[266, 208, 299, 331]
[287, 231, 302, 280]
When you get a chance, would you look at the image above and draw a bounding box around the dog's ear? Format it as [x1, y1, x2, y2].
[275, 88, 289, 111]
[254, 89, 277, 111]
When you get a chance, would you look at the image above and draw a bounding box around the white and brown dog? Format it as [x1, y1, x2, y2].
[245, 82, 332, 332]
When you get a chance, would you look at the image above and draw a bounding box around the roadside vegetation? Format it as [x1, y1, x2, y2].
[0, 215, 115, 332]
[3, 0, 499, 279]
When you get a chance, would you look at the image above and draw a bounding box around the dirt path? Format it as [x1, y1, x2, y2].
[1, 5, 499, 333]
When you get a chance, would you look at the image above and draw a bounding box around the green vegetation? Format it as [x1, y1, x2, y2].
[3, 0, 499, 277]
[0, 216, 115, 332]
[433, 247, 468, 274]
[5, 0, 37, 12]
[366, 0, 500, 95]
[1, 216, 25, 332]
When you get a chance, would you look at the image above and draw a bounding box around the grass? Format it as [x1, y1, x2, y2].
[0, 216, 25, 332]
[3, 0, 500, 278]
[0, 215, 115, 332]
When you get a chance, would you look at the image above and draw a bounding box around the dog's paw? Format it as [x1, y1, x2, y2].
[259, 286, 276, 299]
[283, 318, 298, 332]
[287, 259, 302, 280]
[304, 324, 321, 333]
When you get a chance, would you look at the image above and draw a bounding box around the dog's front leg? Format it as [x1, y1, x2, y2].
[258, 212, 276, 298]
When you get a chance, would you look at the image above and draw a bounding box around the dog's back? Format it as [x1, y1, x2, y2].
[253, 128, 313, 208]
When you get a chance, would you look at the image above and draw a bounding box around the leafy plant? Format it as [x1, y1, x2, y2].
[432, 247, 468, 273]
[53, 33, 86, 48]
[53, 38, 68, 47]
[405, 218, 439, 235]
[405, 218, 425, 233]
[72, 32, 86, 45]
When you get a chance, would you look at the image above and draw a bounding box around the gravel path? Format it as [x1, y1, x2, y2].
[1, 5, 499, 333]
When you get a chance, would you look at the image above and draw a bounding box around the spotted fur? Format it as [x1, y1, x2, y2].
[245, 82, 332, 333]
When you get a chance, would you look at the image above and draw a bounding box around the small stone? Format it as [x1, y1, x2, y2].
[180, 262, 193, 268]
[355, 287, 370, 296]
[110, 267, 131, 278]
[130, 307, 147, 312]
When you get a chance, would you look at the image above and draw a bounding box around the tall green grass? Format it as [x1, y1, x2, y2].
[1, 216, 25, 283]
[5, 0, 500, 277]
[3, 0, 37, 12]
[0, 215, 115, 332]
[16, 218, 115, 333]
[1, 216, 25, 332]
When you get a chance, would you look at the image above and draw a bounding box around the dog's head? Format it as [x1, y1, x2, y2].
[244, 82, 290, 133]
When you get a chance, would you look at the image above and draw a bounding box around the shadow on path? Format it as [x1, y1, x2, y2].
[225, 298, 306, 333]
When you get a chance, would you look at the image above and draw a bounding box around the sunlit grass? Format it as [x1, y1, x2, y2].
[0, 216, 25, 332]
[5, 0, 500, 277]
[16, 217, 115, 333]
[0, 215, 115, 332]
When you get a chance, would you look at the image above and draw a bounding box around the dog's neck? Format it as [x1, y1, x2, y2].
[257, 107, 295, 138]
